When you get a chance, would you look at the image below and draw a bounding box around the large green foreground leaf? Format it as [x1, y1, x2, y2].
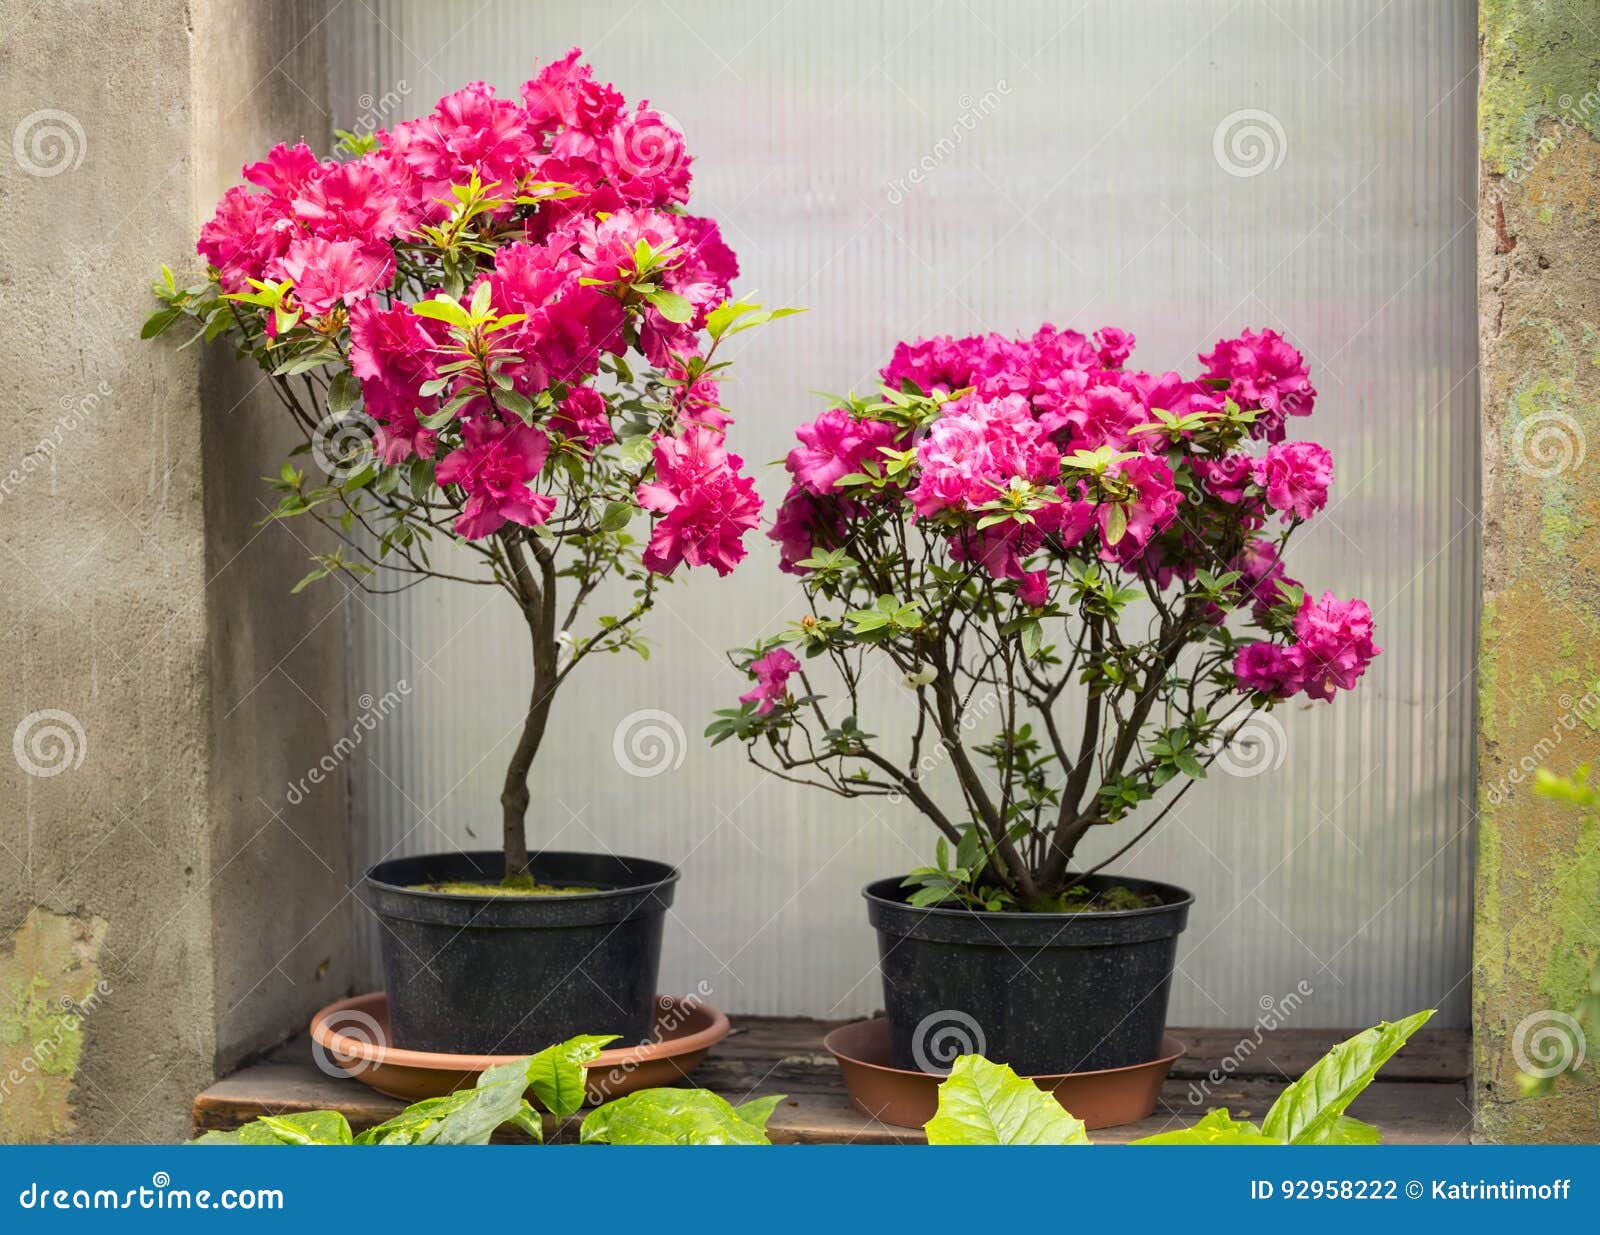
[579, 1088, 781, 1145]
[1259, 1009, 1435, 1145]
[923, 1055, 1089, 1146]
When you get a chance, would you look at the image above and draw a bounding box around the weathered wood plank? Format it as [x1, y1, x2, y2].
[192, 1017, 1473, 1145]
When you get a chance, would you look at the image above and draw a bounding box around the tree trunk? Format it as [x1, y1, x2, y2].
[498, 531, 559, 885]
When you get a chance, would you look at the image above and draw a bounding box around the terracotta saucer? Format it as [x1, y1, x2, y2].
[310, 992, 729, 1105]
[823, 1017, 1184, 1131]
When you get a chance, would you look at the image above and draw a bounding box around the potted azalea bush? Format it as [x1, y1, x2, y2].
[713, 324, 1379, 1075]
[148, 50, 792, 1055]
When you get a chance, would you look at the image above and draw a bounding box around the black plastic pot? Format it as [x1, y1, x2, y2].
[865, 872, 1192, 1075]
[365, 850, 677, 1055]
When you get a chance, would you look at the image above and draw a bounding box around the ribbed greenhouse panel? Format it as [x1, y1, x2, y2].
[329, 0, 1478, 1027]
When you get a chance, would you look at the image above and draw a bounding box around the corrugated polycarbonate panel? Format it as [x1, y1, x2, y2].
[328, 0, 1477, 1026]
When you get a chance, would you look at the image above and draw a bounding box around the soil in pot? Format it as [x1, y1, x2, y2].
[865, 871, 1192, 1076]
[366, 850, 678, 1056]
[407, 880, 601, 896]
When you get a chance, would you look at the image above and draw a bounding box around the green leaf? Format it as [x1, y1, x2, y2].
[357, 1057, 537, 1146]
[526, 1034, 617, 1118]
[141, 306, 182, 339]
[923, 1055, 1089, 1146]
[644, 289, 694, 323]
[258, 1111, 353, 1145]
[326, 369, 360, 415]
[580, 1088, 773, 1145]
[731, 1094, 786, 1130]
[1260, 1010, 1434, 1145]
[1103, 503, 1128, 547]
[1133, 1108, 1282, 1145]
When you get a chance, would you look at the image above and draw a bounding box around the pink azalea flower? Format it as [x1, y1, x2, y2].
[384, 82, 540, 199]
[1233, 642, 1301, 698]
[485, 239, 624, 389]
[348, 299, 445, 463]
[1290, 591, 1381, 702]
[787, 408, 900, 496]
[739, 648, 801, 715]
[1017, 569, 1051, 607]
[636, 426, 761, 576]
[197, 185, 294, 291]
[1098, 454, 1181, 561]
[911, 394, 1060, 517]
[1199, 328, 1317, 442]
[1253, 441, 1333, 521]
[768, 484, 848, 575]
[1094, 326, 1136, 369]
[1231, 539, 1299, 620]
[435, 418, 555, 540]
[291, 157, 410, 245]
[1193, 453, 1256, 505]
[275, 237, 395, 316]
[549, 386, 613, 447]
[242, 142, 332, 202]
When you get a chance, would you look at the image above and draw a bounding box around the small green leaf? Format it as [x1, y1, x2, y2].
[644, 289, 694, 323]
[525, 1033, 617, 1118]
[1103, 503, 1128, 546]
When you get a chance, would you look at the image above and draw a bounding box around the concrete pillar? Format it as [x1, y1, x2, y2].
[1474, 0, 1600, 1142]
[0, 0, 349, 1142]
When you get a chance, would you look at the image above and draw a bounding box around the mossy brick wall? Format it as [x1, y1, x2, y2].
[1475, 0, 1600, 1143]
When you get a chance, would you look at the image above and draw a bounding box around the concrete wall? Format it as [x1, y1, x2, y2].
[0, 0, 348, 1143]
[1474, 0, 1600, 1143]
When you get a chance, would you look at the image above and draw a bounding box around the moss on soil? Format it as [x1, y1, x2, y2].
[410, 881, 602, 897]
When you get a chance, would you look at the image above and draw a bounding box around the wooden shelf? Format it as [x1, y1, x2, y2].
[193, 1017, 1473, 1145]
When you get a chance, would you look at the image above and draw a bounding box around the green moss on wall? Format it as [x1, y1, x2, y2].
[1481, 0, 1600, 175]
[0, 909, 109, 1143]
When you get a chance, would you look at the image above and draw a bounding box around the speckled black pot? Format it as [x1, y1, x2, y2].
[365, 850, 677, 1055]
[865, 872, 1192, 1075]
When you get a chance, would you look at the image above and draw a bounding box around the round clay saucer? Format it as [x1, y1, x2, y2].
[824, 1017, 1184, 1131]
[310, 992, 729, 1105]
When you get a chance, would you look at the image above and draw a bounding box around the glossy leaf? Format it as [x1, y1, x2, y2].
[526, 1033, 617, 1118]
[579, 1088, 776, 1145]
[1132, 1108, 1281, 1146]
[923, 1055, 1089, 1146]
[1260, 1009, 1434, 1145]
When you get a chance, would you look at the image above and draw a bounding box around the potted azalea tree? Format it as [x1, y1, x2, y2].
[713, 324, 1379, 1075]
[148, 50, 792, 1055]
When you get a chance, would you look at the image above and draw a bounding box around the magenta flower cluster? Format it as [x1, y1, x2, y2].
[194, 50, 758, 575]
[770, 324, 1379, 703]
